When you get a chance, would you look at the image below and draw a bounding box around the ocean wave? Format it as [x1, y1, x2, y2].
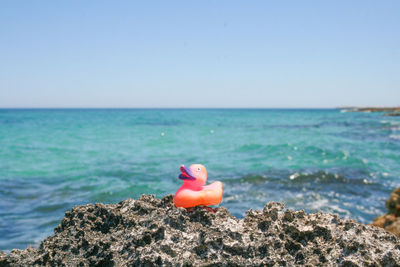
[380, 120, 400, 132]
[222, 169, 385, 224]
[390, 135, 400, 140]
[287, 171, 371, 185]
[223, 169, 374, 186]
[383, 126, 400, 132]
[234, 174, 270, 184]
[266, 123, 321, 129]
[235, 143, 290, 153]
[381, 120, 400, 126]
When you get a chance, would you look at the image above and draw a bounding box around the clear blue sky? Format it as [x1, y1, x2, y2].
[1, 1, 399, 108]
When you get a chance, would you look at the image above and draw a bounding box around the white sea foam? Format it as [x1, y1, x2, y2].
[381, 120, 400, 127]
[390, 135, 400, 140]
[223, 195, 240, 202]
[309, 198, 329, 209]
[388, 121, 400, 126]
[363, 179, 371, 184]
[342, 150, 349, 160]
[289, 173, 300, 180]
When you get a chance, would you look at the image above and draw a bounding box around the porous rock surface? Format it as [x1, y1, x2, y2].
[1, 194, 400, 266]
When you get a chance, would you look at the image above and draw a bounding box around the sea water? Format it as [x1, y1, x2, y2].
[0, 109, 399, 250]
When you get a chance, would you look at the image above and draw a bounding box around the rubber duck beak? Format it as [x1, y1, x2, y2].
[179, 165, 196, 181]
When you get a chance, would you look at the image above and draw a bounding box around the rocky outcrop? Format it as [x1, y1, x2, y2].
[340, 107, 400, 116]
[342, 107, 400, 113]
[372, 187, 400, 238]
[1, 194, 400, 266]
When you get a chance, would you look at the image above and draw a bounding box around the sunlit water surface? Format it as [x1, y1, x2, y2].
[0, 109, 399, 250]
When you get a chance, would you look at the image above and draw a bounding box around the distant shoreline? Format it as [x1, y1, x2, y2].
[0, 107, 340, 112]
[340, 106, 400, 116]
[0, 107, 374, 110]
[1, 107, 399, 115]
[339, 107, 400, 112]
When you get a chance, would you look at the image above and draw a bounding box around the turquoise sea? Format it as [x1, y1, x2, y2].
[0, 109, 399, 251]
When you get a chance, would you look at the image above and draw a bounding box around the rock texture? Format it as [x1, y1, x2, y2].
[1, 194, 400, 266]
[372, 187, 400, 238]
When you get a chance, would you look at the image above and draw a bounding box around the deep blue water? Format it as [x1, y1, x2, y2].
[0, 109, 399, 251]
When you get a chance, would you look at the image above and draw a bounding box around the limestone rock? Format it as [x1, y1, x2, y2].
[1, 195, 399, 266]
[372, 187, 400, 239]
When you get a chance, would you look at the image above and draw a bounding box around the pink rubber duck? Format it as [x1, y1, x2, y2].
[173, 164, 223, 208]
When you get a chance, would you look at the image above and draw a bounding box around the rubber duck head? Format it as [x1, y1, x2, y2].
[179, 164, 207, 187]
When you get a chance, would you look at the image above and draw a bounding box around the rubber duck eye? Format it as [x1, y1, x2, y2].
[197, 167, 201, 171]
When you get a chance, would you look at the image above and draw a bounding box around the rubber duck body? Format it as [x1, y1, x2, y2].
[173, 164, 223, 208]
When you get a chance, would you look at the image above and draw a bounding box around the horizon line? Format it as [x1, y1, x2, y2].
[0, 105, 399, 110]
[0, 107, 345, 110]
